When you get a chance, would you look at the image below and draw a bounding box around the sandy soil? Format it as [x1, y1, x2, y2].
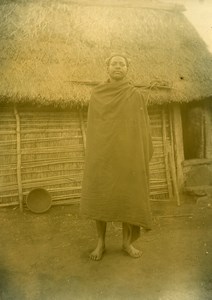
[0, 197, 212, 300]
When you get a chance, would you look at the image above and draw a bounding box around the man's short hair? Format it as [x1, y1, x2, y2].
[105, 53, 131, 67]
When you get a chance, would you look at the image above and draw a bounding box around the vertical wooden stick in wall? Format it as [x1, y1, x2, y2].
[204, 103, 210, 159]
[169, 108, 180, 205]
[172, 104, 184, 192]
[162, 108, 173, 200]
[168, 150, 181, 206]
[79, 110, 86, 154]
[14, 105, 23, 211]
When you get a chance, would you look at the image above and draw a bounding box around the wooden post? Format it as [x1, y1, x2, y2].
[168, 150, 181, 206]
[204, 103, 211, 159]
[171, 103, 185, 192]
[199, 105, 205, 159]
[169, 108, 180, 205]
[79, 110, 86, 154]
[14, 105, 23, 211]
[162, 108, 173, 200]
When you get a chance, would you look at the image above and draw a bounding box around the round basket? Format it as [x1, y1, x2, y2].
[26, 188, 52, 213]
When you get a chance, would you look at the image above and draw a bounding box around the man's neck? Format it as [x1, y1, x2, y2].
[109, 78, 127, 83]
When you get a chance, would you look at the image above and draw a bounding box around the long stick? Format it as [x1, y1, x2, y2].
[172, 104, 184, 191]
[14, 105, 23, 211]
[162, 108, 173, 200]
[158, 214, 193, 218]
[168, 151, 181, 206]
[0, 202, 19, 208]
[204, 103, 210, 158]
[79, 110, 86, 154]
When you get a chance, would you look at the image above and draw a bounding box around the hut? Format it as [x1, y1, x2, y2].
[0, 0, 212, 210]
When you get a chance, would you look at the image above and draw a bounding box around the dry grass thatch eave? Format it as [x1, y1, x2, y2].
[1, 79, 212, 109]
[0, 0, 212, 107]
[0, 0, 186, 12]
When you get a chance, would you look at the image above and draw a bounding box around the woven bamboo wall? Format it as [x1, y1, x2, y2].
[19, 108, 85, 205]
[0, 105, 19, 206]
[148, 105, 173, 201]
[0, 105, 85, 207]
[0, 104, 175, 208]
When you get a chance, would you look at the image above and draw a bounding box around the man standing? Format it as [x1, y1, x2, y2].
[81, 54, 153, 260]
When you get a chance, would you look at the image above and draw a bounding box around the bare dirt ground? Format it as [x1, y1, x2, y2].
[0, 195, 212, 300]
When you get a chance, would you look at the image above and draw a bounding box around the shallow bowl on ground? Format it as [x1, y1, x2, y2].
[26, 188, 52, 213]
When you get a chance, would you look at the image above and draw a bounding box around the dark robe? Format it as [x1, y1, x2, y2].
[80, 79, 153, 230]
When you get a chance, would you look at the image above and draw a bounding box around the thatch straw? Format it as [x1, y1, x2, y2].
[0, 0, 212, 106]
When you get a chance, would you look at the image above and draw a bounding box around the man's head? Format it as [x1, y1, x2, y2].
[106, 54, 130, 81]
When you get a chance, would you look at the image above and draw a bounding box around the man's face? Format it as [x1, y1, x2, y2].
[107, 56, 128, 81]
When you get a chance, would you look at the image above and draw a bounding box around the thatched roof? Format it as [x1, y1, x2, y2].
[0, 0, 212, 107]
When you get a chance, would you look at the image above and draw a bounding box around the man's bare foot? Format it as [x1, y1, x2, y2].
[89, 244, 105, 261]
[122, 245, 142, 258]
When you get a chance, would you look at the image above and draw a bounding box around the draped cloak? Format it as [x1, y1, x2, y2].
[80, 80, 153, 230]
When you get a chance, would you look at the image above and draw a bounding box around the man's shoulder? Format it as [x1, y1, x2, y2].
[132, 86, 148, 103]
[91, 81, 108, 93]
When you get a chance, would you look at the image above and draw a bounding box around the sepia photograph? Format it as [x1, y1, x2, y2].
[0, 0, 212, 299]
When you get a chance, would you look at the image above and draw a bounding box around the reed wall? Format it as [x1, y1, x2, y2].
[0, 103, 178, 208]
